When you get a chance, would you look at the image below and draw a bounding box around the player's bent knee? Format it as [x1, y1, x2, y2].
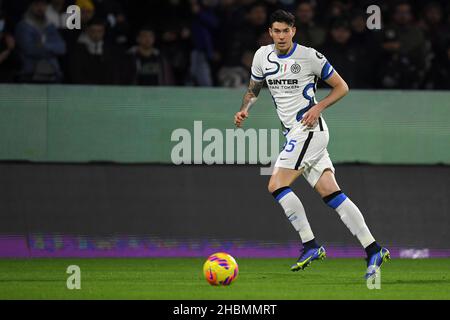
[267, 175, 283, 193]
[315, 170, 340, 197]
[317, 186, 340, 198]
[267, 177, 288, 194]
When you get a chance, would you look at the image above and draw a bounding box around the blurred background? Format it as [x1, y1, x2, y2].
[0, 0, 449, 259]
[0, 0, 449, 89]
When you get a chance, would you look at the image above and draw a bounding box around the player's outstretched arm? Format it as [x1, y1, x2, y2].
[234, 79, 264, 128]
[301, 71, 349, 128]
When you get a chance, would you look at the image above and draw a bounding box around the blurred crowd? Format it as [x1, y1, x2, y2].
[0, 0, 449, 89]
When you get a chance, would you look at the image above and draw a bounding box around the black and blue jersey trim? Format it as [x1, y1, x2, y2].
[296, 76, 318, 122]
[277, 42, 298, 59]
[321, 61, 334, 80]
[251, 72, 265, 81]
[251, 51, 281, 80]
[265, 51, 280, 77]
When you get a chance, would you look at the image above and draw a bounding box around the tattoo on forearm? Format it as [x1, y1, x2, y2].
[240, 80, 263, 111]
[248, 79, 264, 97]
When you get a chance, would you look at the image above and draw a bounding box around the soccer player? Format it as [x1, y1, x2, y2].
[234, 10, 389, 279]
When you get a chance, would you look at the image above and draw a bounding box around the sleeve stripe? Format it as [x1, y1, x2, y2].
[321, 62, 334, 80]
[251, 72, 265, 81]
[322, 68, 334, 81]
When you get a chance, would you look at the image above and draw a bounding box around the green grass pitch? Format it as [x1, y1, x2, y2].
[0, 258, 449, 299]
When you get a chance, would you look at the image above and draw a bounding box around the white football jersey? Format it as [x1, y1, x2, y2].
[251, 43, 335, 134]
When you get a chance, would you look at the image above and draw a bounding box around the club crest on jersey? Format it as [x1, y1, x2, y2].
[291, 63, 301, 74]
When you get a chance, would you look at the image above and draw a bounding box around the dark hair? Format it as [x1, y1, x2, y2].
[269, 9, 295, 27]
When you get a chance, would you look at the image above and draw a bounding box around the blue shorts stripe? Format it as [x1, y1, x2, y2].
[327, 193, 347, 209]
[276, 188, 292, 202]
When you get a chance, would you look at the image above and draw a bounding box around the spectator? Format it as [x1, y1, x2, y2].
[349, 9, 371, 47]
[216, 0, 240, 32]
[375, 28, 416, 89]
[69, 18, 121, 84]
[349, 9, 379, 87]
[159, 23, 191, 86]
[377, 1, 427, 89]
[388, 1, 427, 89]
[293, 1, 326, 48]
[63, 0, 95, 52]
[123, 27, 174, 86]
[319, 0, 348, 26]
[320, 19, 364, 88]
[423, 40, 450, 90]
[217, 49, 253, 88]
[391, 1, 427, 56]
[0, 15, 20, 82]
[420, 1, 447, 41]
[46, 0, 69, 30]
[15, 0, 66, 83]
[420, 2, 448, 84]
[78, 0, 95, 27]
[0, 0, 448, 89]
[223, 2, 267, 67]
[188, 0, 220, 86]
[91, 0, 129, 47]
[58, 0, 96, 84]
[1, 0, 29, 30]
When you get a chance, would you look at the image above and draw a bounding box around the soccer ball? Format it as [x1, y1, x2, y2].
[203, 252, 239, 286]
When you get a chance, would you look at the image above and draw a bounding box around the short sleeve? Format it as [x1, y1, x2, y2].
[250, 48, 265, 82]
[310, 49, 335, 80]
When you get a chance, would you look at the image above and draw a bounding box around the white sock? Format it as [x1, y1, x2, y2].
[325, 191, 375, 248]
[273, 187, 315, 243]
